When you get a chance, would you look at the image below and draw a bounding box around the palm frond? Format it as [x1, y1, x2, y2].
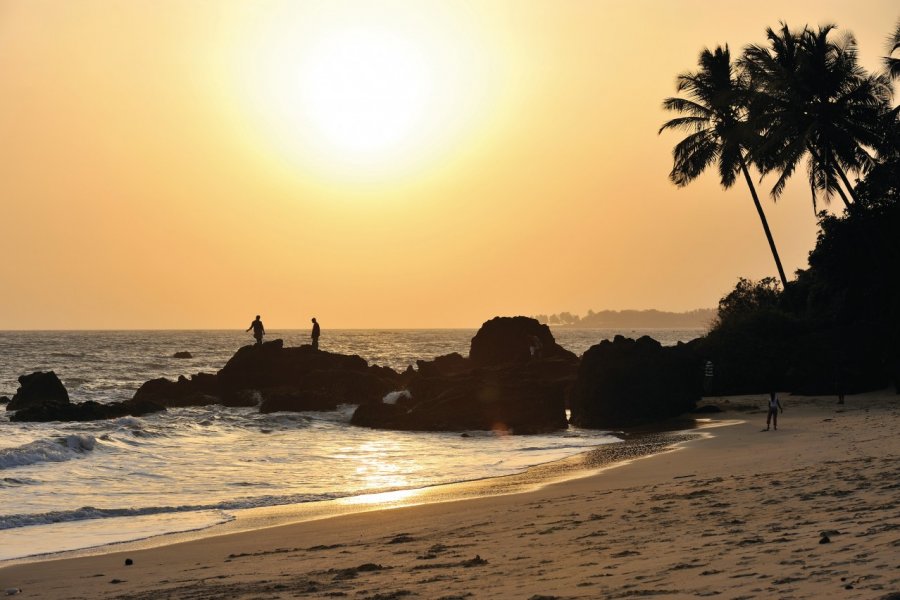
[661, 97, 713, 118]
[658, 116, 710, 134]
[885, 19, 900, 79]
[669, 130, 720, 186]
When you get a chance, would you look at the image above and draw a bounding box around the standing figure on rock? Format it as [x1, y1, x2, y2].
[247, 315, 265, 346]
[311, 317, 321, 350]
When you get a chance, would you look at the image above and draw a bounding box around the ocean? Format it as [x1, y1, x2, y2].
[0, 328, 702, 562]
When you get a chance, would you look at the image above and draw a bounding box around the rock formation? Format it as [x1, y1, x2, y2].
[133, 340, 400, 413]
[469, 316, 577, 366]
[570, 335, 701, 428]
[7, 371, 165, 422]
[6, 322, 709, 430]
[351, 317, 578, 434]
[6, 371, 70, 411]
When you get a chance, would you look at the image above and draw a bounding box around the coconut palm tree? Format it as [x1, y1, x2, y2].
[660, 45, 788, 287]
[742, 23, 892, 211]
[885, 19, 900, 80]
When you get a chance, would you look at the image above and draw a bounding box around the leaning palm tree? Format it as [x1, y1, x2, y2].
[660, 45, 788, 287]
[742, 23, 892, 210]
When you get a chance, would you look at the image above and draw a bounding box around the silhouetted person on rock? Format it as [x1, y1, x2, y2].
[311, 317, 320, 350]
[247, 315, 265, 346]
[765, 391, 783, 431]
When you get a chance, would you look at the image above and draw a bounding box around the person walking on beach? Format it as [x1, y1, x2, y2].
[765, 391, 783, 431]
[311, 317, 321, 350]
[247, 315, 265, 346]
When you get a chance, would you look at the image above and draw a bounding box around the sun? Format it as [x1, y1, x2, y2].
[299, 28, 432, 156]
[228, 4, 505, 181]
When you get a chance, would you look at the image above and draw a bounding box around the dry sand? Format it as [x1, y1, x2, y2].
[2, 391, 898, 599]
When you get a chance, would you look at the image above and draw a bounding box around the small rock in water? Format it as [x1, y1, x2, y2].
[4, 589, 21, 596]
[819, 534, 831, 544]
[172, 351, 192, 359]
[124, 558, 133, 566]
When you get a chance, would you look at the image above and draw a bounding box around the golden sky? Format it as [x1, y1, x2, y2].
[1, 0, 896, 329]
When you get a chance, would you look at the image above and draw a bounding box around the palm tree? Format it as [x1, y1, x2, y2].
[660, 45, 788, 287]
[885, 19, 900, 80]
[742, 24, 892, 211]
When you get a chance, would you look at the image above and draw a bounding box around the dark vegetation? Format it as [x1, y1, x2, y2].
[663, 21, 900, 396]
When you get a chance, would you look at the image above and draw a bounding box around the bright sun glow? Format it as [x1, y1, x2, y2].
[230, 4, 503, 181]
[300, 29, 431, 156]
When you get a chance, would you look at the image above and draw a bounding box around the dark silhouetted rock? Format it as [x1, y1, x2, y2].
[258, 388, 338, 413]
[172, 351, 192, 359]
[132, 373, 238, 408]
[469, 317, 576, 367]
[0, 396, 9, 405]
[570, 335, 701, 428]
[353, 361, 572, 433]
[352, 318, 578, 434]
[10, 398, 166, 422]
[415, 353, 470, 377]
[6, 371, 70, 412]
[9, 371, 165, 422]
[220, 343, 398, 410]
[133, 340, 400, 413]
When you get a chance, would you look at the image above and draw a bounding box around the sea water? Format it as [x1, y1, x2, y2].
[0, 328, 701, 561]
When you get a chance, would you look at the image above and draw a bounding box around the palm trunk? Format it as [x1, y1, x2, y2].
[807, 145, 853, 210]
[740, 157, 789, 288]
[833, 164, 859, 207]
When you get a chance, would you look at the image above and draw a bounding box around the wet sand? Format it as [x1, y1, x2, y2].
[1, 390, 897, 599]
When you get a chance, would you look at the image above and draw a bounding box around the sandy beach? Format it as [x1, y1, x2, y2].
[2, 391, 897, 599]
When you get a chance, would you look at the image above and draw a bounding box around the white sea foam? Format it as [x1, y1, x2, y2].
[0, 435, 96, 469]
[382, 390, 411, 405]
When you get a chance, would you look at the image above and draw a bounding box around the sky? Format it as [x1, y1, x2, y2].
[1, 0, 897, 329]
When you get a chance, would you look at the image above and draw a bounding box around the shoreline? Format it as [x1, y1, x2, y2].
[1, 420, 715, 567]
[3, 391, 897, 599]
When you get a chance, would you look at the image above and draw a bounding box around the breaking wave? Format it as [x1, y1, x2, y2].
[0, 435, 96, 469]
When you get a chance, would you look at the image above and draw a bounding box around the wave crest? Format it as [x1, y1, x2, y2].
[0, 434, 96, 469]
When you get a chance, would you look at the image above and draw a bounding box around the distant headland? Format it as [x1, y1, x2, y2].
[532, 309, 715, 329]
